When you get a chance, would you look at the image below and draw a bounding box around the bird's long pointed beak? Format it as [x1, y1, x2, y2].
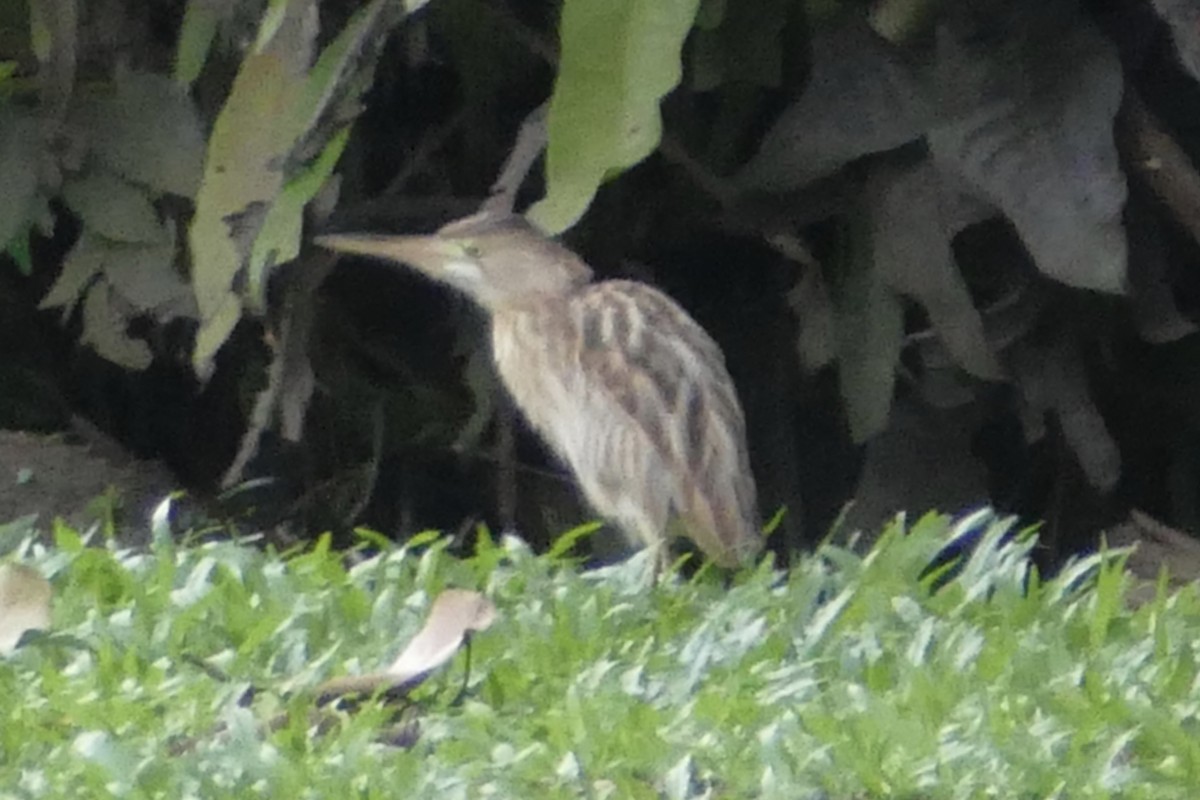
[314, 232, 459, 273]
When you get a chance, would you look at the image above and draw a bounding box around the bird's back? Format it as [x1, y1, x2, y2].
[491, 279, 761, 567]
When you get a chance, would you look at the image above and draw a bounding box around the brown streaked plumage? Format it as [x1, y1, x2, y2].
[315, 211, 761, 569]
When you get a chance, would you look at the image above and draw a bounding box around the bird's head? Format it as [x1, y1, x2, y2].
[315, 211, 593, 311]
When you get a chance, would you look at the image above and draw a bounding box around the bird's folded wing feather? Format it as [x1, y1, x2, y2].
[570, 281, 761, 566]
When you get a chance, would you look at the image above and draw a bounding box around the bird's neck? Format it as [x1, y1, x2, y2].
[488, 287, 582, 317]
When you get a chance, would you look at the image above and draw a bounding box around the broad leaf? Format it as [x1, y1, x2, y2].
[41, 230, 187, 328]
[245, 0, 390, 311]
[288, 0, 391, 151]
[105, 223, 195, 320]
[384, 588, 495, 682]
[246, 127, 350, 311]
[736, 7, 1129, 295]
[528, 0, 702, 233]
[734, 20, 931, 194]
[1151, 0, 1200, 81]
[80, 283, 153, 371]
[188, 0, 318, 378]
[790, 266, 836, 371]
[871, 162, 1001, 379]
[925, 12, 1127, 293]
[0, 109, 42, 251]
[190, 0, 394, 377]
[834, 214, 904, 442]
[75, 69, 205, 198]
[40, 232, 106, 315]
[174, 0, 228, 85]
[62, 172, 167, 244]
[1013, 335, 1121, 492]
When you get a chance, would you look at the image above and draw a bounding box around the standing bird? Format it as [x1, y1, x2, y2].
[315, 211, 761, 570]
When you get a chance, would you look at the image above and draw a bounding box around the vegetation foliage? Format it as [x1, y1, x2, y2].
[5, 5, 1200, 794]
[3, 509, 1200, 797]
[4, 0, 1200, 559]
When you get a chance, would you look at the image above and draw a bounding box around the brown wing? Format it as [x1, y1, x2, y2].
[568, 280, 761, 566]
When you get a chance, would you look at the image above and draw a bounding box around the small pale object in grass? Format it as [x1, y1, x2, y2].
[0, 563, 52, 655]
[316, 211, 762, 572]
[314, 588, 496, 699]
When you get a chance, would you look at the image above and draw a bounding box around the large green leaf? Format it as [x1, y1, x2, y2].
[189, 0, 394, 377]
[527, 0, 701, 234]
[244, 0, 390, 311]
[246, 126, 351, 311]
[188, 0, 318, 379]
[174, 0, 225, 85]
[834, 216, 904, 443]
[289, 0, 391, 147]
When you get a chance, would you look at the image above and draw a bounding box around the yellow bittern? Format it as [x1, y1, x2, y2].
[316, 211, 761, 570]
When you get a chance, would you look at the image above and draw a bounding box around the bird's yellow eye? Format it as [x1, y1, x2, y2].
[462, 243, 482, 259]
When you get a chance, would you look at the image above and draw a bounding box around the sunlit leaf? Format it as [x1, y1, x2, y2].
[527, 0, 702, 233]
[190, 0, 393, 377]
[188, 0, 317, 378]
[174, 0, 227, 85]
[290, 0, 391, 146]
[244, 110, 350, 310]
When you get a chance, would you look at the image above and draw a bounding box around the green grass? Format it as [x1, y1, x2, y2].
[2, 508, 1199, 799]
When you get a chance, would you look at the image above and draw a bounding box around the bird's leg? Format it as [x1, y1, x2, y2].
[636, 544, 663, 589]
[644, 540, 673, 587]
